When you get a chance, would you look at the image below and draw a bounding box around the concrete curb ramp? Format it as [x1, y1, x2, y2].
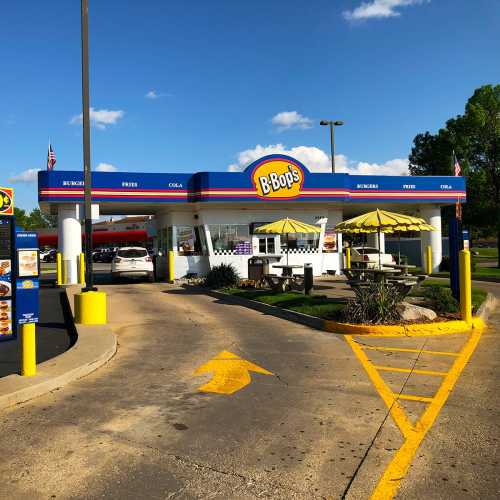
[0, 286, 116, 410]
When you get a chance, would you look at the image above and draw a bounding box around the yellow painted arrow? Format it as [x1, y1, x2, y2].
[193, 350, 273, 394]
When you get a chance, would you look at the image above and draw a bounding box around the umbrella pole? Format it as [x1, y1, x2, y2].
[378, 229, 381, 269]
[398, 233, 401, 265]
[287, 233, 289, 266]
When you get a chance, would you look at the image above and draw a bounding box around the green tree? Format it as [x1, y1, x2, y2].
[13, 207, 57, 230]
[409, 84, 500, 267]
[13, 207, 29, 230]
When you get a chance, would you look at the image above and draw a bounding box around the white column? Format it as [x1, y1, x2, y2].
[367, 232, 385, 252]
[57, 204, 82, 285]
[420, 205, 442, 273]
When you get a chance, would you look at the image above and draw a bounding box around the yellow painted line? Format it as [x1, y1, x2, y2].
[370, 325, 484, 500]
[362, 345, 459, 357]
[345, 336, 414, 438]
[193, 350, 273, 395]
[396, 393, 434, 403]
[374, 365, 447, 377]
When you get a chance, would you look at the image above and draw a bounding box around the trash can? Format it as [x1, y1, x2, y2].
[304, 263, 313, 295]
[248, 257, 269, 282]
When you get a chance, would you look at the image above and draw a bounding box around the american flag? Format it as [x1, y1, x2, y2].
[47, 143, 56, 171]
[453, 151, 461, 176]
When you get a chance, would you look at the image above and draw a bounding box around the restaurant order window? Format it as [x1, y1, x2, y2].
[209, 224, 251, 254]
[176, 226, 205, 255]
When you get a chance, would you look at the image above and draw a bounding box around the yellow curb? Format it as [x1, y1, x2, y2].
[324, 317, 484, 337]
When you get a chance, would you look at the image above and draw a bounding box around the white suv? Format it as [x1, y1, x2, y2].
[111, 247, 154, 282]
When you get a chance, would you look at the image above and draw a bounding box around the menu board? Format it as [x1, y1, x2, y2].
[18, 250, 39, 277]
[0, 299, 12, 336]
[0, 219, 12, 259]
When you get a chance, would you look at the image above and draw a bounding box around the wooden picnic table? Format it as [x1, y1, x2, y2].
[393, 263, 417, 276]
[264, 273, 304, 293]
[272, 264, 303, 277]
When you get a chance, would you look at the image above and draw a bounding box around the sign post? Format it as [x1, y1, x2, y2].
[0, 187, 40, 375]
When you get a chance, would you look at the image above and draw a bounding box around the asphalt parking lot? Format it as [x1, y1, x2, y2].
[0, 279, 498, 499]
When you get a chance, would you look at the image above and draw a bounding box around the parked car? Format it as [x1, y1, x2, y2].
[42, 249, 57, 263]
[111, 247, 154, 282]
[349, 246, 396, 269]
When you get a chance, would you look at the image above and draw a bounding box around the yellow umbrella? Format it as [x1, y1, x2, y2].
[334, 209, 436, 267]
[254, 217, 321, 265]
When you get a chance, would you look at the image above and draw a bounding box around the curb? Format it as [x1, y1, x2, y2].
[207, 288, 495, 339]
[0, 286, 116, 410]
[323, 317, 485, 337]
[477, 292, 497, 322]
[207, 289, 325, 330]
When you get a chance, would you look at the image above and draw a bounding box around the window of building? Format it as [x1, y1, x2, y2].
[284, 232, 319, 251]
[258, 237, 276, 254]
[177, 226, 199, 255]
[209, 224, 251, 254]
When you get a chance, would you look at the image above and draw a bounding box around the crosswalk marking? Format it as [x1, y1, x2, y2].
[361, 345, 459, 357]
[373, 365, 447, 376]
[396, 393, 434, 403]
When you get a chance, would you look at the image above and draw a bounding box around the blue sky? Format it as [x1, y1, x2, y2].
[2, 0, 499, 210]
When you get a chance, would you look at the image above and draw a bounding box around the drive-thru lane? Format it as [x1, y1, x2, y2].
[0, 281, 498, 499]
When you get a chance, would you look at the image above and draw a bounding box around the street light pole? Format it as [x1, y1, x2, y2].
[320, 119, 344, 174]
[81, 0, 94, 291]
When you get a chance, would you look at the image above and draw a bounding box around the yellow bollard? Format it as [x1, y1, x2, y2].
[346, 247, 351, 269]
[74, 291, 107, 324]
[56, 252, 63, 285]
[79, 252, 86, 286]
[168, 250, 175, 283]
[21, 323, 36, 376]
[425, 245, 433, 275]
[459, 249, 472, 325]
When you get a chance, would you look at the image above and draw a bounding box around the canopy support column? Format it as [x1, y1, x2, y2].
[420, 205, 442, 273]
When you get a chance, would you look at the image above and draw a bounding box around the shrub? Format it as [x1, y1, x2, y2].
[424, 285, 458, 313]
[439, 256, 450, 272]
[342, 282, 405, 324]
[204, 263, 240, 289]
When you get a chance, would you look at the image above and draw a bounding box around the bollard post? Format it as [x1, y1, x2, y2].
[346, 247, 351, 270]
[56, 252, 63, 285]
[21, 323, 37, 376]
[459, 249, 472, 325]
[426, 245, 432, 275]
[168, 250, 175, 283]
[304, 263, 313, 295]
[79, 252, 86, 286]
[75, 291, 107, 324]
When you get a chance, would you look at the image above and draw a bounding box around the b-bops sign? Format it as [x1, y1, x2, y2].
[252, 158, 304, 199]
[0, 188, 14, 216]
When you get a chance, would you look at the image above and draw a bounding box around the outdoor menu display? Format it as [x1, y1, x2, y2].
[0, 218, 13, 338]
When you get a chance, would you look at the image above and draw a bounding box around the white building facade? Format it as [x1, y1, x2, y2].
[38, 154, 466, 284]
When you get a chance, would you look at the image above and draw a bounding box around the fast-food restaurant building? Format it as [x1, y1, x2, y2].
[38, 154, 466, 284]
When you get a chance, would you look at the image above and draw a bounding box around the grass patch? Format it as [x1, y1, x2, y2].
[472, 247, 498, 259]
[410, 279, 487, 312]
[224, 288, 344, 319]
[432, 267, 500, 280]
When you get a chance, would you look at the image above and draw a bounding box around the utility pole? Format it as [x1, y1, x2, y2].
[320, 119, 344, 174]
[81, 0, 95, 291]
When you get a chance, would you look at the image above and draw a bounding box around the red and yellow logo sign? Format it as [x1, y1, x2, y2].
[0, 187, 13, 216]
[252, 159, 304, 199]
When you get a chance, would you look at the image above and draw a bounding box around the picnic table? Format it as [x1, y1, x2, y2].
[272, 264, 303, 277]
[393, 263, 417, 276]
[264, 272, 305, 293]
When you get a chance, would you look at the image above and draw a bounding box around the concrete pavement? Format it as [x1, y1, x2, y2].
[0, 280, 498, 499]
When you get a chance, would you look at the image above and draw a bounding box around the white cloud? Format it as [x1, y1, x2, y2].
[343, 0, 429, 21]
[145, 90, 172, 99]
[70, 107, 124, 130]
[271, 111, 313, 132]
[8, 168, 41, 183]
[95, 162, 118, 172]
[227, 143, 409, 176]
